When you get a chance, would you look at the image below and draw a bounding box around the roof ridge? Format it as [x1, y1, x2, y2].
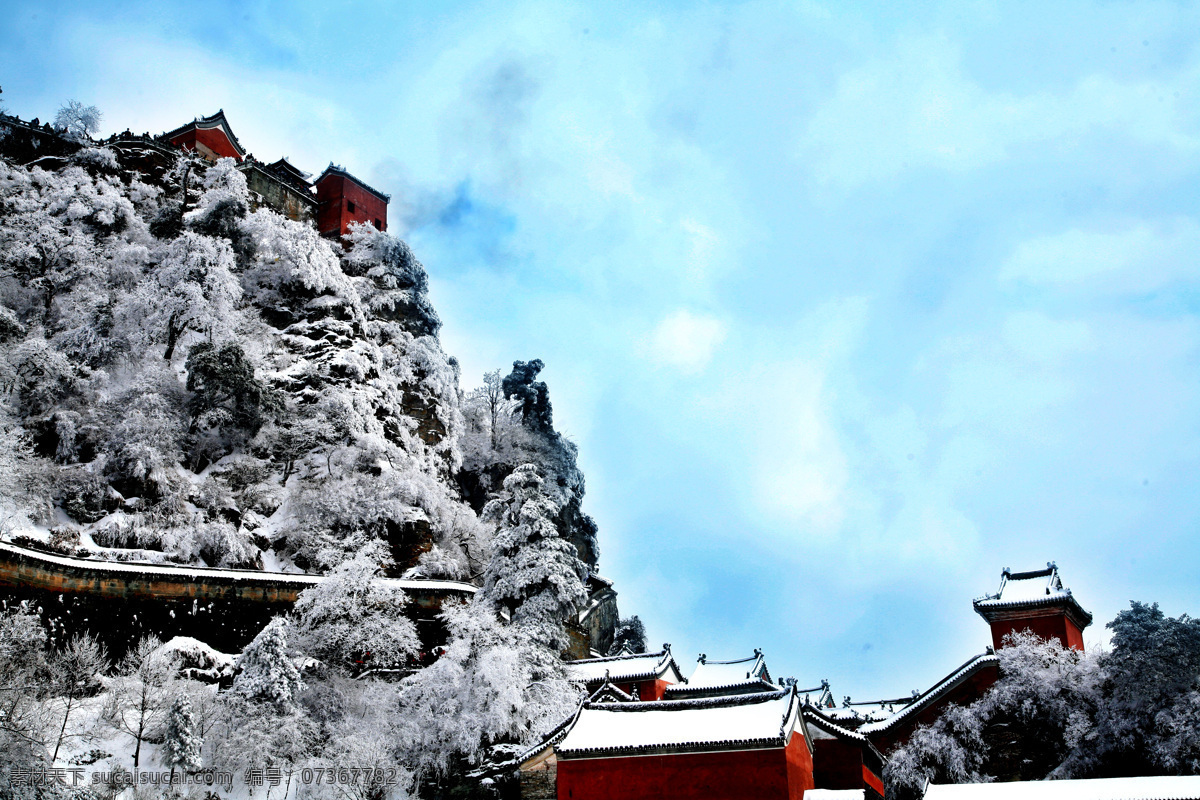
[570, 647, 669, 665]
[587, 688, 789, 713]
[858, 653, 998, 734]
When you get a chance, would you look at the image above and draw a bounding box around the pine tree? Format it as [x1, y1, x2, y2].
[232, 618, 302, 711]
[162, 693, 202, 779]
[482, 464, 588, 651]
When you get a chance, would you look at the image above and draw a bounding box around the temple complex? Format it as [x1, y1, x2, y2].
[523, 563, 1093, 799]
[0, 108, 388, 241]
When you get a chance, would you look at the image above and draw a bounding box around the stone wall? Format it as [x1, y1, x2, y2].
[0, 541, 473, 658]
[243, 164, 316, 224]
[0, 115, 81, 165]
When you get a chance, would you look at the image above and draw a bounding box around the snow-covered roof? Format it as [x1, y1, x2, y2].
[803, 706, 871, 744]
[0, 540, 477, 596]
[664, 649, 777, 697]
[858, 653, 999, 736]
[802, 706, 887, 775]
[555, 688, 807, 759]
[973, 562, 1093, 629]
[566, 646, 684, 686]
[923, 775, 1200, 799]
[588, 678, 636, 704]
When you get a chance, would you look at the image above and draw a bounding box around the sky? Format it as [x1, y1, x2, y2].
[3, 0, 1200, 701]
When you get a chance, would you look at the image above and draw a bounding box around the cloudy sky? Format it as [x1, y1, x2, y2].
[4, 0, 1199, 700]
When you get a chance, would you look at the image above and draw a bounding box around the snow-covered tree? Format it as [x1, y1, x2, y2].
[885, 704, 989, 800]
[119, 231, 241, 361]
[1057, 602, 1200, 778]
[162, 693, 202, 778]
[291, 551, 420, 673]
[49, 632, 107, 762]
[394, 600, 578, 783]
[54, 100, 102, 141]
[609, 616, 647, 655]
[105, 635, 176, 768]
[482, 464, 587, 650]
[0, 604, 54, 794]
[231, 617, 302, 711]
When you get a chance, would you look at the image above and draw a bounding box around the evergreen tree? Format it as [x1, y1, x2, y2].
[609, 616, 648, 655]
[162, 693, 202, 778]
[232, 618, 302, 711]
[482, 464, 588, 651]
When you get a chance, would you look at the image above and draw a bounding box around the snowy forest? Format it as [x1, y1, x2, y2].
[0, 124, 642, 799]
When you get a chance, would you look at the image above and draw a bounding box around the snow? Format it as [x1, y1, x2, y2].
[975, 565, 1076, 609]
[805, 791, 866, 800]
[685, 655, 770, 689]
[923, 776, 1200, 799]
[567, 652, 672, 683]
[555, 691, 798, 756]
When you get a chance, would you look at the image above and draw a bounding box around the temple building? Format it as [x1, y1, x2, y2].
[972, 562, 1092, 652]
[837, 562, 1092, 756]
[803, 706, 887, 800]
[161, 110, 246, 162]
[520, 685, 815, 800]
[663, 649, 776, 700]
[315, 164, 389, 239]
[565, 645, 685, 701]
[523, 648, 888, 800]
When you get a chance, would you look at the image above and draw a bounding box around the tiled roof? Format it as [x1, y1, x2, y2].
[566, 646, 684, 686]
[665, 649, 777, 697]
[159, 110, 247, 158]
[588, 677, 636, 703]
[973, 562, 1093, 629]
[924, 775, 1200, 799]
[857, 653, 999, 735]
[555, 688, 807, 759]
[802, 706, 887, 774]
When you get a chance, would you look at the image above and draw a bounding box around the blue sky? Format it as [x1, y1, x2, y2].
[4, 0, 1200, 700]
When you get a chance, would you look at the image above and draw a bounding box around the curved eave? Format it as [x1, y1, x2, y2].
[160, 110, 247, 158]
[665, 678, 778, 696]
[973, 594, 1093, 629]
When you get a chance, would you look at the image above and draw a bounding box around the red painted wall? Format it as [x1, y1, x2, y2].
[316, 173, 388, 240]
[784, 733, 816, 800]
[557, 736, 812, 800]
[990, 614, 1084, 652]
[637, 679, 672, 701]
[813, 739, 864, 790]
[862, 764, 884, 796]
[168, 128, 242, 162]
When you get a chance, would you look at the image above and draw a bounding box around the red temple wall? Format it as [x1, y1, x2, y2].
[638, 679, 672, 701]
[316, 175, 388, 239]
[990, 614, 1085, 652]
[556, 736, 812, 800]
[813, 739, 864, 790]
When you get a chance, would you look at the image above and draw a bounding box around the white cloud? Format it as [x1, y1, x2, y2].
[649, 309, 727, 372]
[798, 34, 1200, 191]
[998, 219, 1200, 294]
